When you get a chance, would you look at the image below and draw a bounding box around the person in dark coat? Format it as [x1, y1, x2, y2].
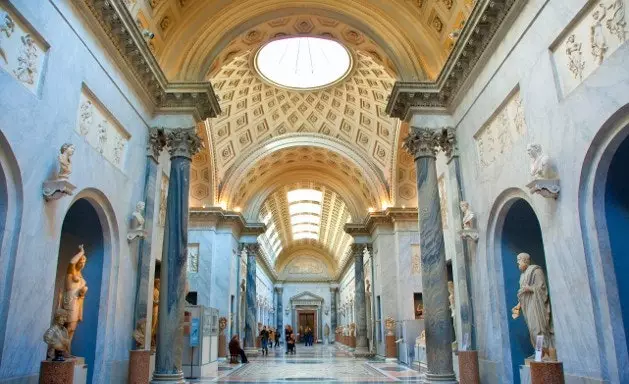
[228, 334, 248, 363]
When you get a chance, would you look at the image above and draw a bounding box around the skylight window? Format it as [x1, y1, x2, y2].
[255, 37, 352, 90]
[287, 188, 323, 241]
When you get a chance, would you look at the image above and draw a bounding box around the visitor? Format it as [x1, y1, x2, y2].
[260, 326, 269, 356]
[269, 328, 275, 348]
[285, 325, 294, 354]
[287, 333, 296, 354]
[228, 334, 248, 364]
[274, 328, 281, 347]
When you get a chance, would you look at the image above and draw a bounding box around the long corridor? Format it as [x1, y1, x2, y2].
[193, 344, 423, 383]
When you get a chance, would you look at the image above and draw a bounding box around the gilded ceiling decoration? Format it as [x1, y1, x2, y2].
[125, 0, 476, 81]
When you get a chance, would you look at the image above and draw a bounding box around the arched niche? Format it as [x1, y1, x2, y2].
[579, 104, 629, 383]
[0, 130, 23, 363]
[54, 198, 105, 384]
[499, 198, 549, 384]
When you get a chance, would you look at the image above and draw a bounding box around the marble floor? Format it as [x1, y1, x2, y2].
[190, 344, 423, 383]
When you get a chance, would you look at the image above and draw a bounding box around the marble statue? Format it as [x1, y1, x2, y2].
[526, 144, 554, 179]
[43, 308, 71, 361]
[365, 279, 371, 293]
[219, 316, 227, 334]
[417, 330, 426, 346]
[57, 143, 75, 180]
[324, 323, 330, 337]
[384, 316, 395, 336]
[511, 253, 555, 359]
[349, 323, 356, 336]
[62, 245, 88, 353]
[151, 278, 160, 349]
[127, 201, 147, 241]
[415, 304, 424, 319]
[448, 281, 455, 314]
[133, 318, 147, 350]
[460, 201, 475, 230]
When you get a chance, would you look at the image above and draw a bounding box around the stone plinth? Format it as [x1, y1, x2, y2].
[256, 336, 261, 348]
[530, 361, 564, 384]
[42, 179, 76, 201]
[526, 179, 560, 199]
[458, 350, 480, 384]
[349, 335, 356, 349]
[385, 335, 397, 360]
[40, 360, 74, 384]
[128, 350, 150, 384]
[218, 334, 227, 358]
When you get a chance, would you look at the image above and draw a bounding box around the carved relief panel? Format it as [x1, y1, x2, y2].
[411, 244, 421, 275]
[553, 0, 627, 95]
[0, 5, 47, 93]
[75, 88, 130, 170]
[474, 90, 527, 169]
[438, 174, 448, 229]
[187, 243, 199, 273]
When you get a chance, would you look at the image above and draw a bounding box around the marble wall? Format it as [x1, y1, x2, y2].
[0, 0, 189, 382]
[410, 0, 629, 382]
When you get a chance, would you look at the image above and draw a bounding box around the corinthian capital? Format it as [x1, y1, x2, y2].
[403, 127, 442, 159]
[147, 127, 166, 160]
[438, 127, 458, 159]
[164, 127, 203, 159]
[241, 243, 260, 256]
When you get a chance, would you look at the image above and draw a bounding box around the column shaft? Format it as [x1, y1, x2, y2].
[330, 288, 338, 339]
[352, 245, 369, 355]
[405, 127, 456, 382]
[276, 288, 283, 337]
[244, 244, 257, 350]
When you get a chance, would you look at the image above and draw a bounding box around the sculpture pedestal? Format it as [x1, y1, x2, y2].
[530, 361, 564, 384]
[256, 336, 261, 348]
[218, 334, 227, 358]
[526, 179, 560, 199]
[40, 360, 74, 384]
[458, 350, 480, 384]
[42, 179, 76, 201]
[128, 350, 151, 384]
[349, 335, 356, 350]
[385, 334, 397, 361]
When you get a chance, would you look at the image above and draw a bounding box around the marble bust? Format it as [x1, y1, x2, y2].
[57, 143, 75, 180]
[511, 253, 555, 359]
[384, 316, 395, 336]
[62, 245, 88, 353]
[219, 317, 227, 334]
[127, 201, 147, 241]
[526, 144, 554, 179]
[460, 201, 475, 229]
[43, 308, 71, 361]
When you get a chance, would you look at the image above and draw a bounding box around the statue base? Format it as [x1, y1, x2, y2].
[458, 350, 480, 384]
[128, 350, 151, 384]
[385, 335, 397, 359]
[42, 179, 76, 201]
[127, 229, 148, 242]
[526, 179, 560, 199]
[218, 334, 227, 358]
[40, 357, 87, 384]
[459, 229, 479, 242]
[422, 372, 458, 383]
[530, 361, 564, 384]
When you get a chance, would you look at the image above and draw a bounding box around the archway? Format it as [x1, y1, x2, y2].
[54, 199, 104, 384]
[500, 199, 548, 384]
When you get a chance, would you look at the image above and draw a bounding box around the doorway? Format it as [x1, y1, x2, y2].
[298, 311, 315, 343]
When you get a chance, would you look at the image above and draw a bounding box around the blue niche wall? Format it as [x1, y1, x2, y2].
[54, 199, 104, 384]
[501, 199, 547, 384]
[605, 135, 629, 354]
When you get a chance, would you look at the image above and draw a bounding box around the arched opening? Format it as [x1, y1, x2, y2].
[500, 199, 548, 384]
[604, 135, 629, 355]
[54, 199, 104, 384]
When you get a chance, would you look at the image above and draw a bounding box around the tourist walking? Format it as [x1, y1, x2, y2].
[260, 326, 269, 356]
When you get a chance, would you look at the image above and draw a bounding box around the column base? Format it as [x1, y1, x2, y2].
[385, 358, 398, 363]
[150, 370, 185, 384]
[423, 373, 458, 383]
[244, 347, 259, 357]
[353, 347, 371, 357]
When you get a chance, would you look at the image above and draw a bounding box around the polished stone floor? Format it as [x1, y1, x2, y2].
[190, 343, 423, 383]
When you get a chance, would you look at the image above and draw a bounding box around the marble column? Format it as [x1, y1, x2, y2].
[441, 128, 474, 350]
[133, 128, 165, 349]
[243, 243, 259, 355]
[275, 287, 283, 337]
[404, 126, 456, 382]
[330, 287, 338, 342]
[351, 243, 370, 356]
[152, 127, 202, 384]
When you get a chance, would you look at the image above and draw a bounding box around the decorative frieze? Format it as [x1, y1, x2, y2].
[187, 244, 199, 273]
[553, 0, 627, 95]
[0, 6, 47, 93]
[158, 173, 169, 227]
[474, 90, 527, 169]
[76, 89, 130, 169]
[411, 244, 421, 275]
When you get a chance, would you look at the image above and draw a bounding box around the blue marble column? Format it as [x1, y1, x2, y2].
[442, 128, 474, 350]
[152, 127, 202, 384]
[243, 243, 259, 354]
[133, 128, 165, 349]
[351, 243, 370, 356]
[275, 287, 283, 338]
[330, 287, 338, 342]
[404, 127, 456, 382]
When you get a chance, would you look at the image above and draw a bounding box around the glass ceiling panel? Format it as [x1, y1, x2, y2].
[287, 189, 323, 203]
[289, 202, 320, 215]
[293, 232, 319, 240]
[291, 214, 321, 225]
[288, 188, 323, 241]
[292, 223, 319, 234]
[255, 37, 351, 90]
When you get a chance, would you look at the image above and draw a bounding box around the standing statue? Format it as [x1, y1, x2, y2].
[511, 253, 555, 359]
[324, 323, 330, 337]
[526, 144, 554, 179]
[62, 245, 88, 353]
[151, 278, 160, 349]
[57, 143, 75, 180]
[43, 308, 71, 361]
[460, 201, 476, 230]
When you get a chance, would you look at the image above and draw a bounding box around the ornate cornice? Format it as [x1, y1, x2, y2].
[439, 127, 458, 160]
[74, 0, 221, 120]
[164, 127, 202, 159]
[147, 126, 166, 160]
[385, 0, 525, 118]
[189, 207, 266, 235]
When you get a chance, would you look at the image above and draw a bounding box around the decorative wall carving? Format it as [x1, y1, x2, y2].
[187, 244, 199, 273]
[474, 90, 527, 169]
[158, 173, 169, 227]
[287, 258, 325, 275]
[0, 6, 46, 93]
[438, 174, 448, 229]
[411, 244, 421, 275]
[75, 89, 130, 170]
[553, 0, 627, 95]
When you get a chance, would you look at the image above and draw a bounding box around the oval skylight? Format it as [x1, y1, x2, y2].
[255, 37, 352, 90]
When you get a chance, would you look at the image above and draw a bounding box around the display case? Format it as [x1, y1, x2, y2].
[182, 305, 219, 378]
